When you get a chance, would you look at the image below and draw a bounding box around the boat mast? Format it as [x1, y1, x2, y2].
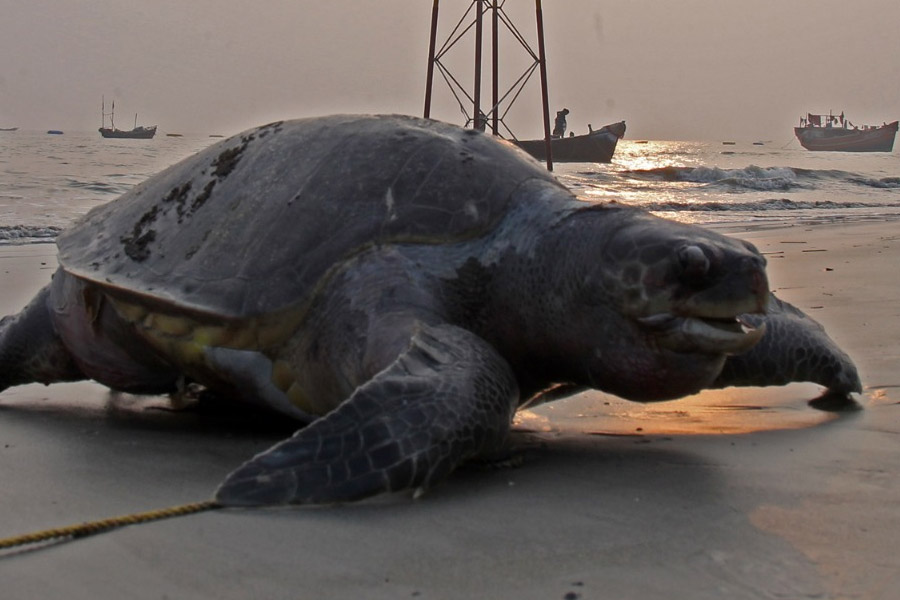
[100, 95, 116, 130]
[423, 0, 554, 170]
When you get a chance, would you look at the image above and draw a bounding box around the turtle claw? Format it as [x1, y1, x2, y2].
[808, 390, 863, 413]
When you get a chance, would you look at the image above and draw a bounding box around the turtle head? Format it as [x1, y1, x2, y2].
[541, 205, 769, 401]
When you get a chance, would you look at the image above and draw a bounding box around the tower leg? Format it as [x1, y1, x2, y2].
[424, 0, 440, 118]
[535, 0, 553, 170]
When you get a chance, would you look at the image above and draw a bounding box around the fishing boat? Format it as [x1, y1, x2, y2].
[100, 122, 157, 139]
[99, 97, 157, 139]
[0, 127, 17, 132]
[512, 120, 626, 163]
[795, 112, 897, 152]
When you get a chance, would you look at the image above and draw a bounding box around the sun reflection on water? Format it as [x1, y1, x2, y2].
[551, 137, 900, 228]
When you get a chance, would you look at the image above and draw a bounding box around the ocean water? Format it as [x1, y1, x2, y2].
[562, 139, 900, 227]
[0, 130, 217, 244]
[2, 128, 899, 245]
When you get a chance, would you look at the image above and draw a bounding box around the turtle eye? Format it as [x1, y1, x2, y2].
[677, 244, 710, 281]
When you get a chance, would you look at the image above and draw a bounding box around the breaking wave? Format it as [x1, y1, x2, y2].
[0, 225, 62, 245]
[621, 165, 900, 193]
[622, 165, 806, 191]
[65, 178, 133, 195]
[635, 198, 896, 213]
[847, 176, 900, 189]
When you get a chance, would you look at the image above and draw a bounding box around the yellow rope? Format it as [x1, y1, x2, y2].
[0, 500, 221, 551]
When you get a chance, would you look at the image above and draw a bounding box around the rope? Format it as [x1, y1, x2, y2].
[779, 136, 798, 149]
[0, 500, 221, 551]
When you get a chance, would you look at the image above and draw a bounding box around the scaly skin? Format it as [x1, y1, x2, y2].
[712, 294, 861, 394]
[0, 286, 82, 391]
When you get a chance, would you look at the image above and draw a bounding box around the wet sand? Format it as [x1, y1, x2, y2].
[0, 221, 898, 599]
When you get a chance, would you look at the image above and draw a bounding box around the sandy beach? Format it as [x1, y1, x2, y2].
[0, 220, 898, 599]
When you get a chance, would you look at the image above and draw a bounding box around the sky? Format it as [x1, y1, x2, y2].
[1, 0, 899, 141]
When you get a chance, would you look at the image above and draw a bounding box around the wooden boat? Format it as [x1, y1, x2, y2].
[100, 124, 157, 139]
[0, 127, 18, 132]
[795, 112, 897, 152]
[512, 120, 626, 163]
[99, 97, 156, 139]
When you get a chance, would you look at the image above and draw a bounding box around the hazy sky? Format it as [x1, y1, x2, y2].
[2, 0, 899, 141]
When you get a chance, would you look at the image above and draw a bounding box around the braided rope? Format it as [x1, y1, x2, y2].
[0, 500, 221, 551]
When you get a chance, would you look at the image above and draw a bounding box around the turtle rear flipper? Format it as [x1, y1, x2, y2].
[714, 293, 862, 395]
[215, 324, 519, 506]
[0, 284, 83, 391]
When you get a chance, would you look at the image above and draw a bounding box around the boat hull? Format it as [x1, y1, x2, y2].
[512, 121, 626, 163]
[794, 121, 897, 152]
[99, 126, 157, 139]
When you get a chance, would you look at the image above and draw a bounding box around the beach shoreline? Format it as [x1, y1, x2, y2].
[0, 218, 898, 599]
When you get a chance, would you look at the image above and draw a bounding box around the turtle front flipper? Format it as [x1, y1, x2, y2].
[713, 293, 861, 395]
[215, 323, 519, 506]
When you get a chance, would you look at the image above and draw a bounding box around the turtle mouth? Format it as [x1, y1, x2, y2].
[637, 313, 765, 355]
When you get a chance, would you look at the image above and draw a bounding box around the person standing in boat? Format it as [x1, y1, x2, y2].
[552, 108, 569, 138]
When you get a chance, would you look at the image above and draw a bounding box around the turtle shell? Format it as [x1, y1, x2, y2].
[58, 115, 557, 319]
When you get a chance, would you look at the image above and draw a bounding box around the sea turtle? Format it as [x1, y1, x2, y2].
[0, 115, 860, 506]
